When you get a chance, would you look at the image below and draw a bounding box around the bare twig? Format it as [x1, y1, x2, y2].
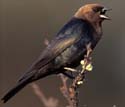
[44, 38, 50, 46]
[59, 74, 73, 107]
[30, 83, 58, 107]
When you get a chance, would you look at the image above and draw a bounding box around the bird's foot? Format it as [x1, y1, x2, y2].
[62, 67, 81, 79]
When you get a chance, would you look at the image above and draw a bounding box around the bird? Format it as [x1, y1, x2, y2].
[1, 3, 110, 103]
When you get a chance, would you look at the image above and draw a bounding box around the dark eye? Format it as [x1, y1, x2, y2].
[93, 7, 105, 13]
[100, 8, 106, 14]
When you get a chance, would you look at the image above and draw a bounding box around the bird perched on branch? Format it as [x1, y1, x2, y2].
[1, 3, 111, 103]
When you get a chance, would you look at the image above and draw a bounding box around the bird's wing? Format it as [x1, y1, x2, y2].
[33, 34, 79, 69]
[18, 34, 79, 82]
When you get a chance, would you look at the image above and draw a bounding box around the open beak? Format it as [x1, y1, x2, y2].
[100, 14, 110, 20]
[100, 8, 112, 20]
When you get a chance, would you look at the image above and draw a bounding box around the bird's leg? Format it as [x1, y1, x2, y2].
[64, 67, 78, 72]
[63, 67, 80, 79]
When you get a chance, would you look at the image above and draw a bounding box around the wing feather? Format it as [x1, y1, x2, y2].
[34, 35, 79, 69]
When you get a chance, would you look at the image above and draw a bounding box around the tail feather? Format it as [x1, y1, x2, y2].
[1, 77, 31, 103]
[1, 67, 50, 103]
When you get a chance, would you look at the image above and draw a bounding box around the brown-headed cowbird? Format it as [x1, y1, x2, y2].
[1, 3, 110, 103]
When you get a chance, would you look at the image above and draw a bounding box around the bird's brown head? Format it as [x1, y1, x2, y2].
[75, 3, 111, 25]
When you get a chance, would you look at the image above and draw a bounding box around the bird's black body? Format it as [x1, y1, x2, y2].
[2, 3, 110, 103]
[2, 18, 100, 103]
[22, 17, 100, 82]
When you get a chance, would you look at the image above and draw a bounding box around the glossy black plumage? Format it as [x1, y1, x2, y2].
[1, 3, 110, 103]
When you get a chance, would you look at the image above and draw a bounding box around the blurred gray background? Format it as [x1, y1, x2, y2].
[0, 0, 125, 107]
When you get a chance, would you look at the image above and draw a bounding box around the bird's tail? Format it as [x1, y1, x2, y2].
[1, 76, 32, 103]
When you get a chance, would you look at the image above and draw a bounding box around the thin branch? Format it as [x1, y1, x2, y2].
[59, 74, 72, 107]
[30, 83, 58, 107]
